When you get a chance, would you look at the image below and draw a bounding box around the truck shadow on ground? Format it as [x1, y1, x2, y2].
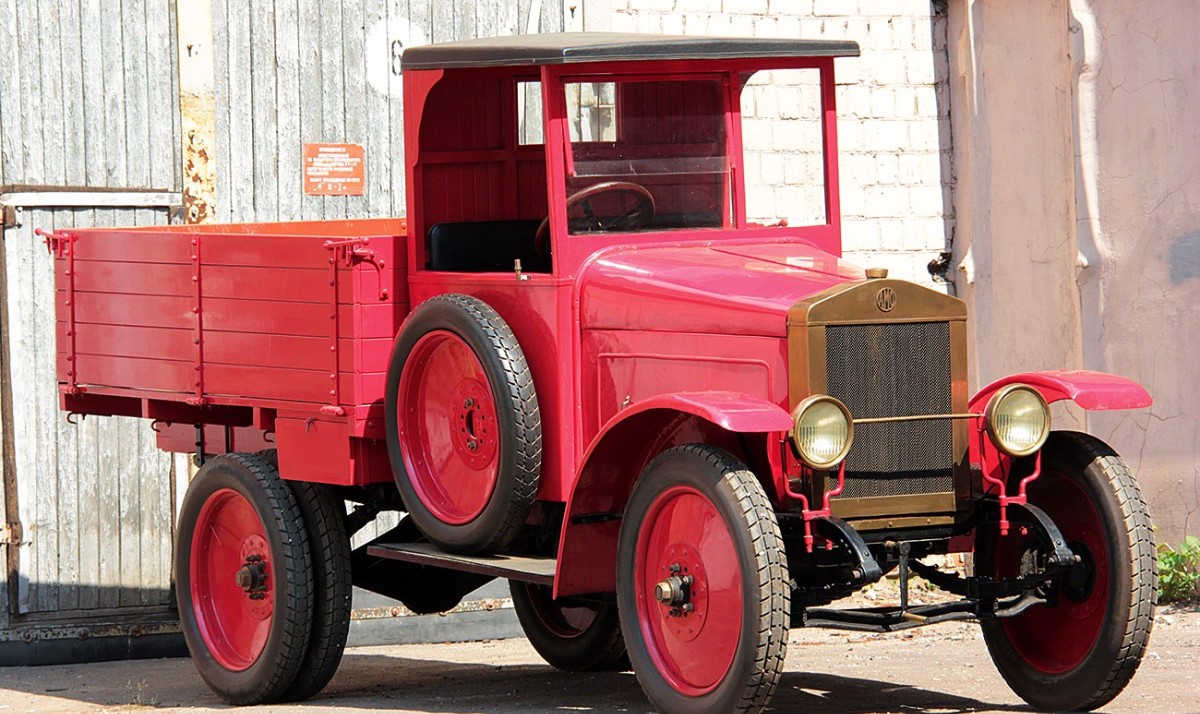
[309, 653, 1029, 714]
[0, 651, 1029, 713]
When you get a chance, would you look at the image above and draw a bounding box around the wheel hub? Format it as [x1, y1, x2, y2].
[653, 546, 708, 642]
[453, 380, 497, 469]
[654, 569, 695, 610]
[239, 535, 273, 619]
[235, 558, 268, 597]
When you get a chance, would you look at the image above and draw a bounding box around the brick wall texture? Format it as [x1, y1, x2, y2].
[609, 0, 953, 287]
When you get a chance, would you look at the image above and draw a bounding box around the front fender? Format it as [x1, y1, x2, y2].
[553, 391, 790, 597]
[969, 370, 1151, 412]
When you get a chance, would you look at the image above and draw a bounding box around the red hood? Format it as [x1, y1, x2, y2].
[579, 241, 866, 337]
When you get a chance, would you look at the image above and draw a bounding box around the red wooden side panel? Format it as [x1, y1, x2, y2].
[58, 226, 408, 416]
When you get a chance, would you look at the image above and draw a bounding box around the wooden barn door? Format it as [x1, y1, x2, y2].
[0, 194, 181, 620]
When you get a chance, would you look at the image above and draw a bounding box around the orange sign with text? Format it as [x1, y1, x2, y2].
[303, 143, 366, 196]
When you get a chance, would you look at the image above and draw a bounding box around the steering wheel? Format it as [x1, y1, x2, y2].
[533, 181, 656, 256]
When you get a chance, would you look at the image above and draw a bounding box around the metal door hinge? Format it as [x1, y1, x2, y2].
[1, 522, 23, 546]
[2, 205, 17, 229]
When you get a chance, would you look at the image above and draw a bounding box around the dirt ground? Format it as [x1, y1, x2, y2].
[0, 603, 1195, 714]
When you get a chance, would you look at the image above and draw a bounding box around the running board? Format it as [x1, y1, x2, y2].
[367, 542, 557, 586]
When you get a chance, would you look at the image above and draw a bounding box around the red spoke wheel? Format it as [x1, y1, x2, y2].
[175, 453, 314, 705]
[978, 431, 1156, 711]
[617, 445, 789, 714]
[386, 294, 541, 554]
[510, 581, 628, 671]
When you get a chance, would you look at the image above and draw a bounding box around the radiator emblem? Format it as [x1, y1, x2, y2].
[875, 287, 897, 313]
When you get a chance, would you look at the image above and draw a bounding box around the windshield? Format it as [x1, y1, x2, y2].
[562, 78, 731, 235]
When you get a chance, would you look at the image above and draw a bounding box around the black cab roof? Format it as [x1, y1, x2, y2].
[400, 32, 860, 71]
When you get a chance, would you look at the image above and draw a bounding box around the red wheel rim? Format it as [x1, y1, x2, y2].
[398, 330, 500, 525]
[994, 472, 1110, 673]
[634, 485, 742, 696]
[190, 488, 274, 672]
[524, 585, 602, 639]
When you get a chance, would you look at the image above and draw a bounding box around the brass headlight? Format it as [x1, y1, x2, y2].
[790, 396, 854, 469]
[985, 385, 1051, 457]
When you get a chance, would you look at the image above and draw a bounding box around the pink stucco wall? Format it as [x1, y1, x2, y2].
[949, 0, 1200, 543]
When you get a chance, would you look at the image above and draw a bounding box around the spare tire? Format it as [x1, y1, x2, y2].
[385, 294, 542, 554]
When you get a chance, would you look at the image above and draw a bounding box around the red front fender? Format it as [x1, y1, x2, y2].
[553, 391, 791, 597]
[969, 370, 1152, 412]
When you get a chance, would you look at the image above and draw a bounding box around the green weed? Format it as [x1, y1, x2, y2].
[1158, 536, 1200, 603]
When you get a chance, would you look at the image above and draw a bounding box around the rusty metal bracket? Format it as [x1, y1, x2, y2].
[2, 205, 17, 230]
[1, 522, 23, 546]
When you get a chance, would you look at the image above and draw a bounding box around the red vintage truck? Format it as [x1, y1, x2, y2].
[42, 33, 1155, 714]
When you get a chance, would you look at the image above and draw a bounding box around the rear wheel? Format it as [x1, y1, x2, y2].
[617, 445, 789, 714]
[255, 450, 353, 702]
[978, 431, 1156, 711]
[175, 453, 314, 705]
[385, 294, 541, 554]
[510, 581, 628, 671]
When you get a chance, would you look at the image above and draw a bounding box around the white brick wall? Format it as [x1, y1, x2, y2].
[606, 0, 954, 287]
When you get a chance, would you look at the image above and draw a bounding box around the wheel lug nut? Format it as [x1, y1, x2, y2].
[682, 603, 694, 614]
[467, 440, 478, 451]
[463, 398, 474, 408]
[668, 606, 681, 617]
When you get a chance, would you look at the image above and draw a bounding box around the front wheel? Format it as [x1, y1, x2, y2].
[175, 453, 314, 705]
[978, 431, 1157, 711]
[617, 445, 790, 714]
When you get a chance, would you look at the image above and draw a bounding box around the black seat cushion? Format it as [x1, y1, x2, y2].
[427, 219, 550, 273]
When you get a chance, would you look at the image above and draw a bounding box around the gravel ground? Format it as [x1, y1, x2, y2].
[0, 602, 1195, 714]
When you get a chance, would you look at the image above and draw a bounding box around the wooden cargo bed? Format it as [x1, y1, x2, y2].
[45, 218, 409, 485]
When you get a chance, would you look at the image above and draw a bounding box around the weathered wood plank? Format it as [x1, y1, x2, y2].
[79, 0, 107, 186]
[123, 0, 152, 189]
[101, 2, 129, 185]
[341, 0, 368, 218]
[297, 0, 326, 219]
[250, 1, 279, 221]
[320, 0, 347, 220]
[226, 0, 254, 220]
[7, 218, 38, 613]
[146, 0, 180, 191]
[116, 413, 142, 609]
[38, 0, 66, 184]
[31, 209, 62, 613]
[274, 0, 302, 221]
[213, 0, 231, 221]
[0, 0, 25, 180]
[361, 0, 395, 217]
[57, 0, 86, 186]
[16, 0, 45, 183]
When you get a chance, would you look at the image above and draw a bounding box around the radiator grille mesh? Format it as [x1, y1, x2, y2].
[824, 322, 955, 499]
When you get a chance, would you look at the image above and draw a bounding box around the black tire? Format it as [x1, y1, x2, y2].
[978, 431, 1156, 711]
[510, 581, 628, 672]
[175, 453, 314, 705]
[617, 445, 789, 714]
[385, 294, 541, 554]
[255, 449, 353, 701]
